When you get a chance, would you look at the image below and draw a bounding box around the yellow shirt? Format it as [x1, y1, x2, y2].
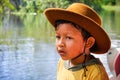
[57, 58, 109, 80]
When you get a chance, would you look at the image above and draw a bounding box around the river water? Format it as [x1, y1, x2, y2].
[0, 10, 120, 80]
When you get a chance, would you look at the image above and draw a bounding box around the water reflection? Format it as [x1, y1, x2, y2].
[0, 10, 120, 80]
[0, 38, 58, 80]
[101, 10, 120, 38]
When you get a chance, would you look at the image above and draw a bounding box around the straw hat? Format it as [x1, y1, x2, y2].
[44, 3, 111, 54]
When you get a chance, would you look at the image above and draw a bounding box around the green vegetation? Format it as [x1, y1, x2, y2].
[18, 0, 69, 13]
[0, 0, 15, 14]
[102, 5, 120, 11]
[0, 0, 120, 14]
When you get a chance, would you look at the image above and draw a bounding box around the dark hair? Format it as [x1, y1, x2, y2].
[55, 20, 92, 41]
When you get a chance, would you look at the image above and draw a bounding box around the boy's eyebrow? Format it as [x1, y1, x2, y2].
[55, 31, 60, 34]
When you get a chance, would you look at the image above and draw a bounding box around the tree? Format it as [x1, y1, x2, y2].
[116, 0, 120, 5]
[80, 0, 102, 12]
[0, 0, 15, 14]
[19, 0, 69, 13]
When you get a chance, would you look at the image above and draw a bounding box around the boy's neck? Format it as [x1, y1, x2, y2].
[70, 54, 91, 67]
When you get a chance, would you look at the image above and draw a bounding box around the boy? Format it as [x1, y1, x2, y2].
[44, 3, 111, 80]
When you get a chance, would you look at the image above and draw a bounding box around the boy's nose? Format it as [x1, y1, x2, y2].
[59, 43, 64, 47]
[58, 39, 65, 47]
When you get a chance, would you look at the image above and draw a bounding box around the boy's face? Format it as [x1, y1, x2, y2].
[55, 23, 86, 60]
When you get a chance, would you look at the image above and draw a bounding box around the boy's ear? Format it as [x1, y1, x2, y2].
[85, 37, 95, 49]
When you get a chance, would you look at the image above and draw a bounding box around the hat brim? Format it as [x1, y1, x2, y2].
[44, 8, 111, 54]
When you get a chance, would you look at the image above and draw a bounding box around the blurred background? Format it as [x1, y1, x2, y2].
[0, 0, 120, 80]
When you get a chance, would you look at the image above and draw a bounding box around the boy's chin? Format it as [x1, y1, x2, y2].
[60, 57, 70, 60]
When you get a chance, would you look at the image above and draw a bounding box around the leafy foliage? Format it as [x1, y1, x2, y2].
[0, 0, 119, 14]
[19, 0, 69, 13]
[0, 0, 15, 14]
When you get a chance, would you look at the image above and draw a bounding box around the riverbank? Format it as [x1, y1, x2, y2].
[102, 5, 120, 11]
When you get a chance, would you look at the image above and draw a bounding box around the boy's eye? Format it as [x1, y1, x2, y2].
[56, 35, 61, 39]
[66, 36, 72, 40]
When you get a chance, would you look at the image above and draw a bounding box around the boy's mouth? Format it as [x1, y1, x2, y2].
[58, 50, 66, 56]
